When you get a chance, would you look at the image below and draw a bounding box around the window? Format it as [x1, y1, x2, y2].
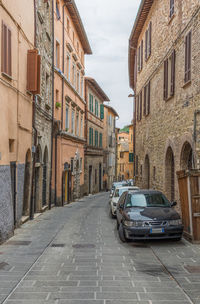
[1, 21, 12, 76]
[136, 155, 138, 175]
[120, 152, 124, 158]
[76, 70, 80, 93]
[80, 115, 83, 137]
[46, 73, 49, 103]
[170, 0, 175, 18]
[89, 94, 93, 112]
[139, 90, 142, 121]
[99, 133, 102, 147]
[89, 127, 93, 145]
[145, 22, 152, 60]
[56, 89, 59, 102]
[140, 165, 143, 176]
[65, 105, 69, 130]
[95, 130, 98, 147]
[164, 50, 175, 100]
[185, 31, 191, 83]
[73, 31, 75, 44]
[66, 53, 70, 80]
[56, 1, 61, 19]
[95, 99, 99, 116]
[129, 153, 134, 163]
[143, 81, 151, 116]
[80, 158, 82, 172]
[77, 42, 79, 53]
[153, 166, 156, 180]
[72, 62, 76, 86]
[56, 41, 60, 68]
[76, 112, 79, 136]
[100, 104, 104, 119]
[138, 40, 143, 72]
[71, 109, 75, 134]
[9, 139, 14, 152]
[67, 17, 70, 33]
[109, 135, 112, 147]
[81, 76, 83, 97]
[71, 158, 74, 173]
[95, 169, 97, 184]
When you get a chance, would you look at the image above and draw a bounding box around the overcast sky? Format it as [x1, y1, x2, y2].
[75, 0, 141, 128]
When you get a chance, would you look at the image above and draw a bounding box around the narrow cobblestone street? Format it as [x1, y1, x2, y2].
[0, 192, 200, 304]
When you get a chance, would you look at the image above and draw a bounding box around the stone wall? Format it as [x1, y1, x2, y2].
[133, 0, 200, 206]
[0, 166, 14, 243]
[84, 154, 103, 195]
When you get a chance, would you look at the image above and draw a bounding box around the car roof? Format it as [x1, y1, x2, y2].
[115, 186, 139, 190]
[128, 189, 163, 195]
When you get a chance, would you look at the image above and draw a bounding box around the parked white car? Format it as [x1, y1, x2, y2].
[110, 186, 139, 218]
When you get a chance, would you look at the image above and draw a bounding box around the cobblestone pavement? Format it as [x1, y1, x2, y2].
[0, 192, 200, 304]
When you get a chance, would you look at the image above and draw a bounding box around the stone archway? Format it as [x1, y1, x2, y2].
[165, 146, 175, 201]
[144, 155, 150, 189]
[23, 149, 31, 216]
[180, 141, 193, 170]
[42, 147, 48, 206]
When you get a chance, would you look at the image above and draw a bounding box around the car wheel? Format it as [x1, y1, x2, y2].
[110, 208, 115, 219]
[118, 223, 126, 242]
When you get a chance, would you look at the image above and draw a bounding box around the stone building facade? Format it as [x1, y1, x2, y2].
[103, 105, 119, 190]
[129, 0, 200, 204]
[84, 78, 109, 194]
[52, 0, 92, 204]
[0, 0, 34, 241]
[33, 0, 53, 213]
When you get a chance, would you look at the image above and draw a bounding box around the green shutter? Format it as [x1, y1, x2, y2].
[100, 104, 104, 119]
[129, 153, 134, 162]
[99, 133, 102, 147]
[97, 101, 99, 117]
[91, 128, 93, 145]
[89, 127, 91, 145]
[89, 94, 92, 111]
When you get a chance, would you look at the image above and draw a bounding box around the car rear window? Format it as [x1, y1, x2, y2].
[126, 193, 171, 208]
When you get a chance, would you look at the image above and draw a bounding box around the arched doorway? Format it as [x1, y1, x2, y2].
[180, 142, 193, 170]
[165, 147, 175, 201]
[42, 147, 48, 206]
[23, 150, 31, 216]
[144, 155, 150, 189]
[35, 145, 42, 212]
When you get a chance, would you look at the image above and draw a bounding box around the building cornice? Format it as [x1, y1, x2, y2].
[129, 0, 154, 89]
[85, 77, 110, 102]
[64, 0, 92, 55]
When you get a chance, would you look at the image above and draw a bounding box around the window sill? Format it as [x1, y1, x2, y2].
[2, 72, 12, 81]
[182, 80, 191, 89]
[145, 54, 151, 63]
[164, 94, 174, 102]
[168, 14, 175, 25]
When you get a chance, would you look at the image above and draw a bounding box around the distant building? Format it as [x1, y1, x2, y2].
[84, 78, 109, 194]
[52, 0, 92, 204]
[129, 0, 200, 202]
[103, 105, 119, 190]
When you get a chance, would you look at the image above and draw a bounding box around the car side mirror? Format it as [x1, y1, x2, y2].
[171, 201, 177, 207]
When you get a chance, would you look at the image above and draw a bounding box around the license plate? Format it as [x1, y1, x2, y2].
[150, 228, 164, 234]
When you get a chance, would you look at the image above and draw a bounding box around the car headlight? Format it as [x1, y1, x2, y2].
[168, 219, 182, 226]
[124, 220, 144, 227]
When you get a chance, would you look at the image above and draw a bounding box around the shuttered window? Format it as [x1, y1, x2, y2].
[56, 1, 61, 19]
[89, 94, 93, 112]
[99, 133, 102, 148]
[185, 31, 191, 83]
[139, 91, 142, 121]
[170, 0, 175, 18]
[164, 50, 176, 100]
[89, 127, 93, 145]
[1, 21, 12, 77]
[145, 21, 152, 60]
[100, 104, 104, 119]
[27, 49, 41, 94]
[137, 46, 140, 72]
[95, 130, 98, 147]
[143, 81, 150, 116]
[137, 96, 139, 121]
[143, 85, 147, 116]
[147, 81, 150, 115]
[95, 99, 99, 116]
[137, 41, 143, 72]
[129, 153, 134, 163]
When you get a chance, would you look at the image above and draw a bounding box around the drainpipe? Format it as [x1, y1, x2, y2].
[49, 0, 55, 210]
[133, 94, 136, 180]
[30, 0, 37, 220]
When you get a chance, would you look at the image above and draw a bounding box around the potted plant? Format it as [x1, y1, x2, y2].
[55, 101, 61, 109]
[65, 128, 68, 132]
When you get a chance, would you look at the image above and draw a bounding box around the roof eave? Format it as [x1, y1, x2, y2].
[85, 77, 110, 102]
[65, 0, 92, 55]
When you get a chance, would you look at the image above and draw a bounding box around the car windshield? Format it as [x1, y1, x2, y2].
[114, 188, 128, 197]
[126, 193, 171, 208]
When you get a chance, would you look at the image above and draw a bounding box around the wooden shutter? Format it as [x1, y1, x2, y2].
[149, 22, 152, 57]
[138, 46, 140, 72]
[7, 28, 12, 76]
[188, 31, 191, 82]
[136, 96, 139, 121]
[27, 49, 41, 93]
[145, 30, 148, 60]
[170, 50, 176, 96]
[170, 0, 174, 18]
[147, 81, 150, 115]
[141, 40, 143, 70]
[140, 91, 142, 121]
[185, 32, 191, 83]
[164, 59, 168, 100]
[143, 85, 146, 116]
[100, 104, 104, 119]
[1, 21, 6, 73]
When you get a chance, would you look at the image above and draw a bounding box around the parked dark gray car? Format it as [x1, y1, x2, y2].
[116, 190, 183, 242]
